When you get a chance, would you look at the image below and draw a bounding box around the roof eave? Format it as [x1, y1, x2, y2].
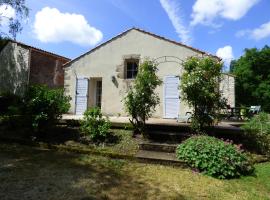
[64, 27, 220, 67]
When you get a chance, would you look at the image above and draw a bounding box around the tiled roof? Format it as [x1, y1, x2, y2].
[7, 39, 70, 61]
[63, 27, 220, 67]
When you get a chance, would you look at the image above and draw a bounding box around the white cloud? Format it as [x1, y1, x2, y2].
[0, 4, 16, 25]
[160, 0, 191, 44]
[252, 21, 270, 40]
[216, 45, 234, 68]
[236, 21, 270, 40]
[33, 7, 103, 46]
[191, 0, 259, 26]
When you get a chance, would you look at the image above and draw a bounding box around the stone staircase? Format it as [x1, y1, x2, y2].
[135, 130, 190, 166]
[135, 123, 244, 166]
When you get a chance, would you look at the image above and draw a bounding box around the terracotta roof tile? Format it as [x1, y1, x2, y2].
[7, 39, 70, 61]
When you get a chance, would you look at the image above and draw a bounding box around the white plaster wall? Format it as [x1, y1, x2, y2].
[0, 42, 30, 96]
[64, 29, 230, 117]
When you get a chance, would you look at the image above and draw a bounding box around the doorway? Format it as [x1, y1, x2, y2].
[95, 80, 102, 108]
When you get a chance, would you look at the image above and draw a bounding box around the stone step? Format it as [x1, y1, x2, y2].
[135, 150, 185, 166]
[147, 130, 191, 143]
[139, 142, 178, 153]
[148, 130, 190, 136]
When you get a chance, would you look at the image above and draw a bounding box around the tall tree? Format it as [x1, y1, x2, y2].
[0, 0, 29, 39]
[231, 46, 270, 111]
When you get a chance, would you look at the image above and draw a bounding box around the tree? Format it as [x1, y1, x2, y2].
[181, 56, 226, 133]
[0, 0, 29, 39]
[231, 46, 270, 112]
[124, 60, 162, 136]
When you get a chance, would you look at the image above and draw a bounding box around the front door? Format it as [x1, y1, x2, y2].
[164, 76, 180, 118]
[75, 78, 88, 115]
[95, 80, 102, 108]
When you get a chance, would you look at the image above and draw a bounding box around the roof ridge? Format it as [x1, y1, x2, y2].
[63, 27, 220, 67]
[132, 27, 219, 59]
[8, 39, 70, 61]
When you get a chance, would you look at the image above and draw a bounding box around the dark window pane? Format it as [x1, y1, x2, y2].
[127, 70, 133, 79]
[96, 81, 102, 108]
[126, 60, 138, 79]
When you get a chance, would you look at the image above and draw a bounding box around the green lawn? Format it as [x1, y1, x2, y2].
[0, 143, 269, 200]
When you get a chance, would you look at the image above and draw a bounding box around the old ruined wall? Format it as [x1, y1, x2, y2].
[0, 42, 30, 95]
[220, 74, 235, 107]
[29, 50, 69, 88]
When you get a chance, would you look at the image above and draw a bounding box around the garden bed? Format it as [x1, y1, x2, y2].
[0, 125, 139, 158]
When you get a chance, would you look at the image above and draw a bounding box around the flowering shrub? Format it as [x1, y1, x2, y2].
[176, 136, 254, 179]
[181, 57, 226, 133]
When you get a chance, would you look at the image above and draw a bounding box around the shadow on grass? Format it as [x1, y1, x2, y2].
[0, 144, 185, 200]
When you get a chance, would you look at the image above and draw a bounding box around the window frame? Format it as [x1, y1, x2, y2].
[125, 59, 139, 79]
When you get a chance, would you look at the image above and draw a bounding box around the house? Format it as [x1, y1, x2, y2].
[64, 28, 235, 118]
[0, 40, 70, 95]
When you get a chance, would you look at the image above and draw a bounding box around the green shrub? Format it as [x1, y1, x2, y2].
[124, 60, 162, 136]
[23, 85, 71, 132]
[176, 136, 254, 179]
[242, 112, 270, 155]
[80, 107, 111, 143]
[181, 57, 226, 133]
[0, 92, 22, 115]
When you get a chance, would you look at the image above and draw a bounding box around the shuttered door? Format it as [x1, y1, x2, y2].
[164, 76, 180, 118]
[75, 78, 89, 115]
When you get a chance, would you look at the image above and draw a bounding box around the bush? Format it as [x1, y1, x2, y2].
[80, 107, 111, 143]
[0, 92, 22, 115]
[176, 136, 254, 179]
[23, 85, 71, 132]
[242, 112, 270, 155]
[124, 60, 162, 136]
[181, 57, 226, 133]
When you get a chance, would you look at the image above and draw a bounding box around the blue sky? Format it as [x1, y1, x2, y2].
[4, 0, 270, 68]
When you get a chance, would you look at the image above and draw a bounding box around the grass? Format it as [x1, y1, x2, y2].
[0, 125, 139, 157]
[63, 129, 139, 156]
[0, 143, 269, 200]
[91, 129, 139, 156]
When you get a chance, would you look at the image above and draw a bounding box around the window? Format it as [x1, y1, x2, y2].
[126, 60, 138, 79]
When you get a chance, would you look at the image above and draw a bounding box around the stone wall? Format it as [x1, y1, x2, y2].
[220, 73, 235, 107]
[29, 50, 69, 88]
[0, 42, 30, 96]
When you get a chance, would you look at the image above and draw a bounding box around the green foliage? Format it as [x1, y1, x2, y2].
[23, 85, 71, 132]
[80, 107, 111, 143]
[124, 60, 162, 135]
[176, 136, 254, 179]
[242, 112, 270, 155]
[0, 91, 22, 115]
[231, 46, 270, 111]
[0, 0, 29, 39]
[0, 92, 24, 128]
[181, 56, 226, 133]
